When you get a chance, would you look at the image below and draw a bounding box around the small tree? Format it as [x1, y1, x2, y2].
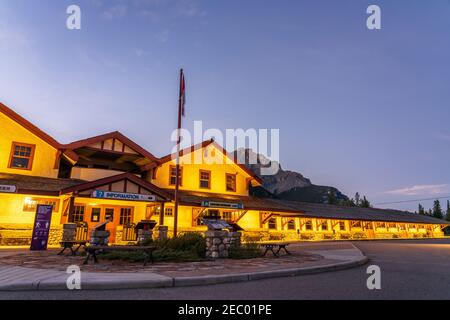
[418, 203, 425, 215]
[432, 200, 443, 219]
[446, 200, 450, 221]
[360, 196, 371, 208]
[355, 192, 361, 207]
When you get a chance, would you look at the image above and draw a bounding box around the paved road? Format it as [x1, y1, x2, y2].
[1, 239, 449, 300]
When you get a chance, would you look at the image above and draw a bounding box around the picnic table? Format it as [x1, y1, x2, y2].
[58, 240, 88, 256]
[83, 245, 157, 266]
[261, 243, 291, 257]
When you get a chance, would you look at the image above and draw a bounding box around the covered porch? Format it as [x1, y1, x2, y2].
[59, 173, 171, 243]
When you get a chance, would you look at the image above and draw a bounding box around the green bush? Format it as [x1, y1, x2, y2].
[102, 232, 206, 263]
[229, 242, 262, 259]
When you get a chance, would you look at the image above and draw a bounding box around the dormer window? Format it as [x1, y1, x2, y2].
[226, 173, 237, 192]
[9, 142, 35, 170]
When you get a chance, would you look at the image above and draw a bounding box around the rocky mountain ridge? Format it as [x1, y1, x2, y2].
[234, 148, 349, 203]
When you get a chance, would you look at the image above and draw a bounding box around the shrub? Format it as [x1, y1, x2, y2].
[102, 232, 206, 263]
[229, 242, 262, 259]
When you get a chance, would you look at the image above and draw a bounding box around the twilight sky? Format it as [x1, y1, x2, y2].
[1, 0, 450, 212]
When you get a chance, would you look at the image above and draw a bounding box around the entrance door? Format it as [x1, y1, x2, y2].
[104, 208, 116, 243]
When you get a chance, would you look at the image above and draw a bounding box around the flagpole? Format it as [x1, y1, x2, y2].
[173, 68, 183, 238]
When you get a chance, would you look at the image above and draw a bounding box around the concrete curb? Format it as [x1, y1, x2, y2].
[0, 247, 368, 291]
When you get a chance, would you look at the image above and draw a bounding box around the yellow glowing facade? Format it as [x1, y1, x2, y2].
[0, 102, 448, 246]
[152, 144, 255, 196]
[0, 111, 59, 178]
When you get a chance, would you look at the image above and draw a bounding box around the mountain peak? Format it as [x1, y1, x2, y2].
[233, 148, 349, 204]
[234, 148, 311, 194]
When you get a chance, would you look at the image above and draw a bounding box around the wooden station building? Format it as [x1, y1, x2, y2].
[0, 102, 448, 245]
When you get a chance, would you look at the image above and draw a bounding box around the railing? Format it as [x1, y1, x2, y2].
[75, 222, 89, 241]
[122, 223, 137, 241]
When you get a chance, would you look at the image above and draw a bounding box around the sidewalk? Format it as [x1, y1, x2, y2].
[0, 242, 368, 291]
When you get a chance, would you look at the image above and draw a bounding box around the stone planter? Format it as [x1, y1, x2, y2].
[205, 230, 242, 259]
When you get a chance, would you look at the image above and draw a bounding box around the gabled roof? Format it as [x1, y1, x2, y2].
[164, 189, 450, 225]
[0, 173, 85, 196]
[0, 102, 78, 163]
[158, 139, 263, 185]
[271, 200, 450, 225]
[63, 131, 159, 162]
[60, 172, 171, 200]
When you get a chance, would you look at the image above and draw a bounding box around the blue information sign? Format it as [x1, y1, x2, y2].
[30, 205, 53, 251]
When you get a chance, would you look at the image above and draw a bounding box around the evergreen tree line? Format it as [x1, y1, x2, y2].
[417, 199, 450, 221]
[328, 191, 371, 208]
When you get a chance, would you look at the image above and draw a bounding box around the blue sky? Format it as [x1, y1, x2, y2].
[1, 0, 450, 212]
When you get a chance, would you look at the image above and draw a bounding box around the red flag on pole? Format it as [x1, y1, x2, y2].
[174, 68, 185, 237]
[180, 69, 186, 117]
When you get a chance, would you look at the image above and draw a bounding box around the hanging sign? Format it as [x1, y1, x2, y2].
[92, 190, 156, 202]
[0, 185, 17, 193]
[30, 205, 53, 251]
[201, 200, 244, 210]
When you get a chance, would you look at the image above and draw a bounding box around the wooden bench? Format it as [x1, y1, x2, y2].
[83, 245, 157, 266]
[261, 243, 291, 257]
[58, 240, 88, 256]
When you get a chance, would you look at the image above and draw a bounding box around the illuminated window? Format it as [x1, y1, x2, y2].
[199, 170, 211, 189]
[222, 211, 232, 221]
[104, 208, 114, 222]
[321, 222, 328, 231]
[164, 207, 173, 216]
[399, 224, 406, 230]
[23, 197, 60, 212]
[387, 223, 396, 228]
[268, 218, 277, 230]
[169, 166, 183, 186]
[119, 208, 133, 225]
[9, 142, 35, 170]
[145, 205, 161, 220]
[208, 209, 220, 219]
[287, 220, 296, 230]
[305, 220, 313, 230]
[226, 173, 236, 192]
[71, 205, 85, 223]
[339, 222, 346, 230]
[353, 221, 362, 228]
[91, 208, 101, 223]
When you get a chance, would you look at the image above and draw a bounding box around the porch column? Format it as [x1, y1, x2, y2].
[159, 202, 165, 226]
[67, 196, 75, 223]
